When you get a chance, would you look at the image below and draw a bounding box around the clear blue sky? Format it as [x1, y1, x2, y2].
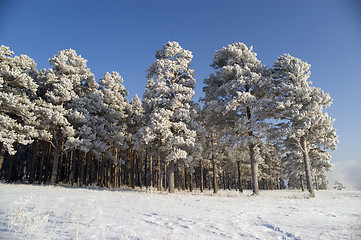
[1, 0, 361, 188]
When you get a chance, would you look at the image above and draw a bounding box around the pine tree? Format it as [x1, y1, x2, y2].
[202, 43, 270, 195]
[38, 49, 96, 185]
[0, 45, 39, 155]
[128, 94, 145, 188]
[271, 54, 338, 197]
[139, 78, 157, 189]
[98, 71, 129, 153]
[98, 71, 129, 186]
[143, 41, 197, 193]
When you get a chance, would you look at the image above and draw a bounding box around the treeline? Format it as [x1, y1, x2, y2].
[0, 42, 337, 197]
[0, 142, 284, 191]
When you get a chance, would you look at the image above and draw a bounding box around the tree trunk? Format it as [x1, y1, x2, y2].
[50, 145, 60, 185]
[212, 154, 218, 194]
[250, 143, 259, 195]
[21, 145, 31, 182]
[199, 160, 204, 193]
[237, 161, 243, 192]
[100, 154, 105, 187]
[72, 151, 77, 186]
[50, 129, 63, 186]
[157, 153, 162, 191]
[0, 143, 5, 179]
[227, 173, 231, 190]
[163, 162, 167, 191]
[139, 151, 143, 188]
[300, 175, 305, 191]
[68, 151, 73, 184]
[7, 151, 15, 182]
[86, 154, 91, 186]
[132, 151, 136, 189]
[168, 160, 175, 193]
[96, 155, 101, 186]
[38, 141, 47, 183]
[149, 149, 153, 188]
[177, 162, 181, 191]
[127, 149, 132, 187]
[300, 136, 315, 197]
[314, 175, 319, 191]
[222, 170, 226, 190]
[78, 151, 85, 186]
[268, 157, 273, 190]
[144, 148, 148, 189]
[181, 162, 186, 190]
[189, 173, 193, 192]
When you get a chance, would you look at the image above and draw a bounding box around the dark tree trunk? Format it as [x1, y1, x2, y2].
[21, 144, 31, 182]
[127, 149, 132, 187]
[157, 153, 162, 191]
[237, 161, 243, 192]
[139, 151, 143, 188]
[199, 160, 204, 193]
[100, 154, 105, 187]
[38, 141, 47, 183]
[300, 136, 315, 197]
[144, 148, 148, 189]
[300, 175, 305, 191]
[163, 162, 167, 191]
[189, 173, 193, 192]
[149, 149, 153, 188]
[0, 143, 5, 179]
[212, 155, 218, 194]
[315, 176, 319, 191]
[168, 160, 175, 193]
[268, 157, 273, 190]
[7, 153, 15, 182]
[50, 129, 63, 186]
[181, 162, 186, 190]
[222, 170, 226, 190]
[250, 143, 259, 195]
[131, 151, 136, 189]
[177, 162, 181, 191]
[227, 173, 231, 190]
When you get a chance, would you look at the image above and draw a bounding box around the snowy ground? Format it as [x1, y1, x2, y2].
[0, 184, 360, 240]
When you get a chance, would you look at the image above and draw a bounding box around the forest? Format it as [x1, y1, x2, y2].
[0, 41, 338, 197]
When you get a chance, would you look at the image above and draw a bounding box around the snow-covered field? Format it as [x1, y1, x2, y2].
[0, 184, 360, 240]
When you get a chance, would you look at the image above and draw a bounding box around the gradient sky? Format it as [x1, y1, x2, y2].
[1, 0, 360, 189]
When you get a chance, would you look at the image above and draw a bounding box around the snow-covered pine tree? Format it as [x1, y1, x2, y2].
[202, 42, 270, 195]
[129, 94, 145, 149]
[124, 94, 145, 188]
[99, 71, 129, 153]
[143, 41, 197, 193]
[271, 54, 338, 197]
[139, 78, 157, 188]
[334, 180, 346, 190]
[309, 148, 332, 189]
[99, 71, 130, 186]
[0, 45, 39, 155]
[128, 94, 145, 188]
[0, 45, 54, 182]
[187, 102, 206, 192]
[38, 49, 97, 185]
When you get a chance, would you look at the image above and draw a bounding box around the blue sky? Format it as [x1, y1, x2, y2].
[1, 0, 360, 189]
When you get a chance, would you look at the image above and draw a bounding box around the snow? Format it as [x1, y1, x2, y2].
[1, 184, 360, 239]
